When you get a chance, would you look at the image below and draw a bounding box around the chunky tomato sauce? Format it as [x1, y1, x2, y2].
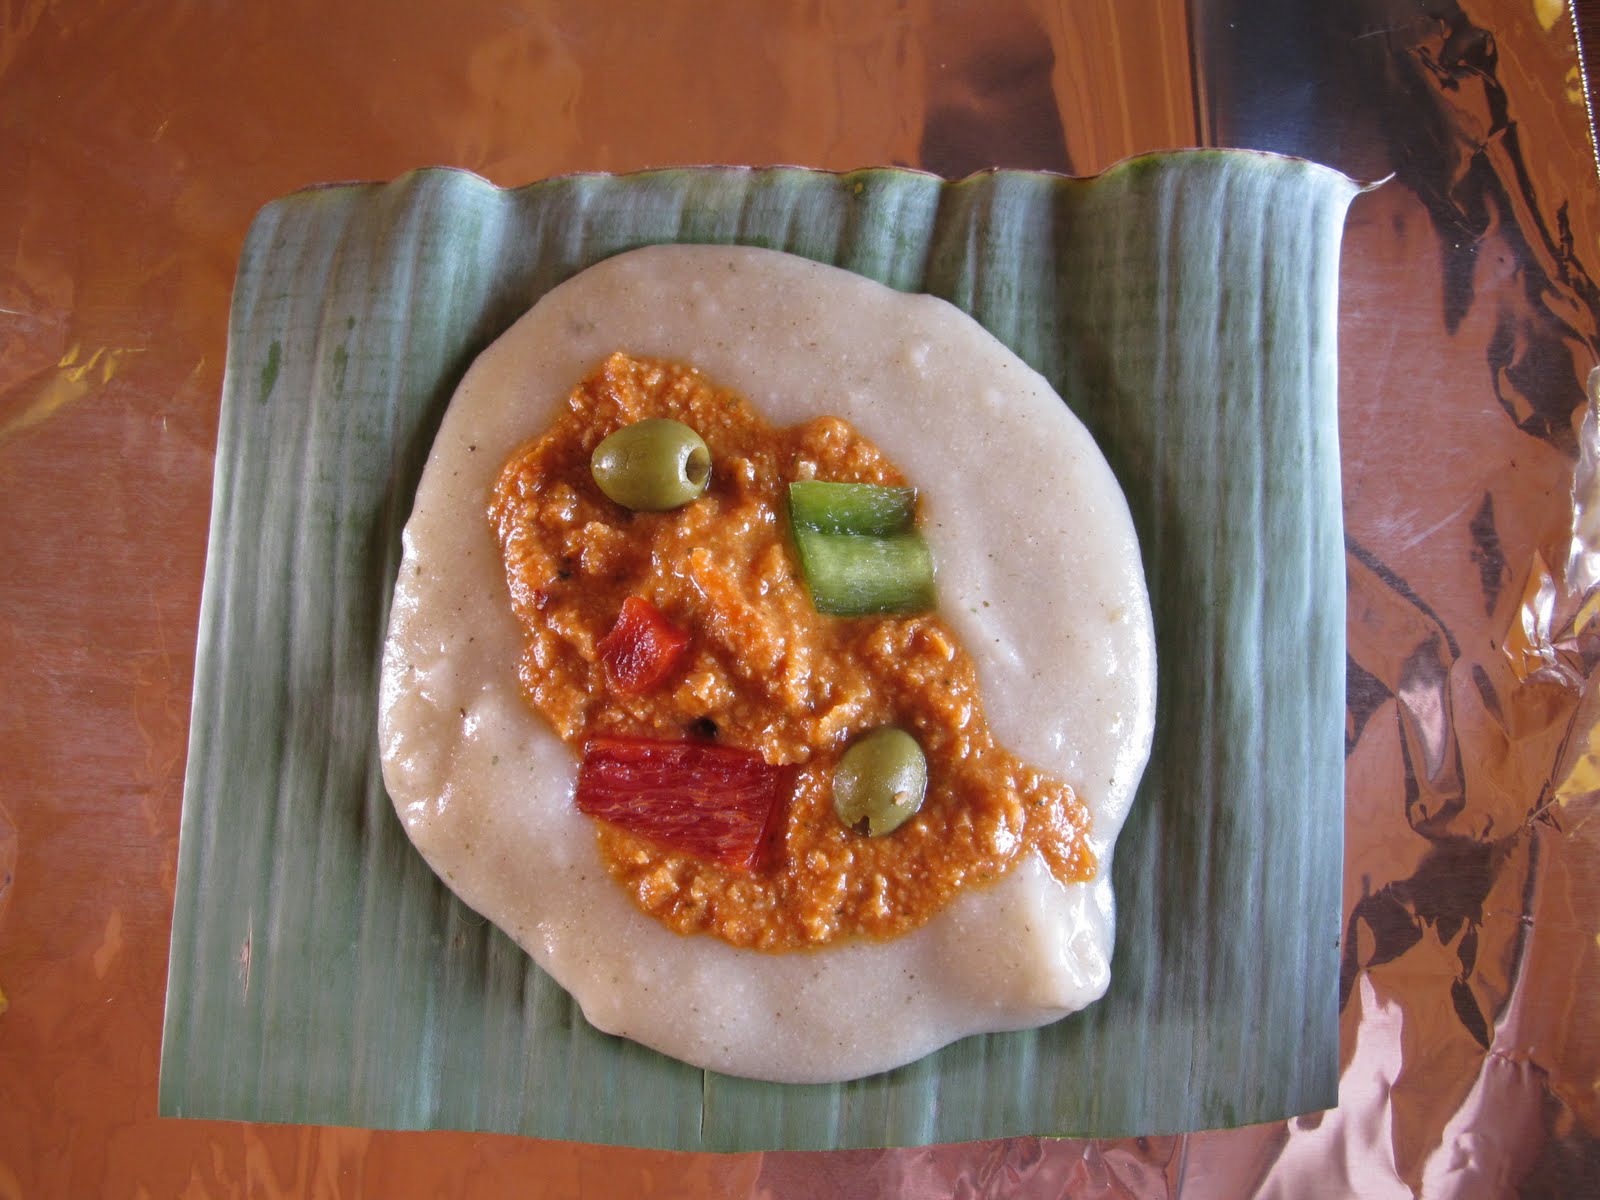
[489, 351, 1094, 950]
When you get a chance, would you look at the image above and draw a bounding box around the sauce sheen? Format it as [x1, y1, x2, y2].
[489, 351, 1095, 950]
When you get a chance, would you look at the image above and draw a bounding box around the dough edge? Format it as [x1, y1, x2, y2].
[378, 244, 1156, 1082]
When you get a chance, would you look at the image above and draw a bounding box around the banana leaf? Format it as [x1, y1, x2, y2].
[161, 155, 1361, 1149]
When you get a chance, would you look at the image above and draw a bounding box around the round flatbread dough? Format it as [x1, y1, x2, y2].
[378, 244, 1156, 1083]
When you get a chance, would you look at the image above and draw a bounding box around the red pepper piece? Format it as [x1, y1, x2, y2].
[575, 736, 787, 870]
[598, 596, 690, 695]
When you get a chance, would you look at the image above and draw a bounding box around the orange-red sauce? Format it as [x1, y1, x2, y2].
[489, 351, 1094, 950]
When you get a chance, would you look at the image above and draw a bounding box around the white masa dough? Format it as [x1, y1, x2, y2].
[378, 244, 1156, 1082]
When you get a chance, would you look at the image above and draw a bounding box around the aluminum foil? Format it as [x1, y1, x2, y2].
[0, 0, 1596, 1194]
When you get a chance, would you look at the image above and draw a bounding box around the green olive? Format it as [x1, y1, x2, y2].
[833, 727, 928, 837]
[590, 418, 711, 511]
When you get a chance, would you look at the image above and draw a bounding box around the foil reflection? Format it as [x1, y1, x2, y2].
[1203, 0, 1600, 1192]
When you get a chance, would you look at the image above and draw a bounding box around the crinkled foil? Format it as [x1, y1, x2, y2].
[1, 0, 1596, 1194]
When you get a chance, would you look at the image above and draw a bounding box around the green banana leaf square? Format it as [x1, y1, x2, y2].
[162, 156, 1358, 1149]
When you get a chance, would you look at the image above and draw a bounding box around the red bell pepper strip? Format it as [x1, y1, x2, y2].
[575, 736, 787, 870]
[598, 596, 690, 695]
